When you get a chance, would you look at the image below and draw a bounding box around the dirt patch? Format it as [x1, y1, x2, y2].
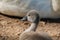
[0, 14, 60, 40]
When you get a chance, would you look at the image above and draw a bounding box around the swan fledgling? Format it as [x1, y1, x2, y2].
[19, 10, 52, 40]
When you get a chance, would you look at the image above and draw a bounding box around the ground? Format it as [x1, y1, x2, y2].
[0, 14, 60, 40]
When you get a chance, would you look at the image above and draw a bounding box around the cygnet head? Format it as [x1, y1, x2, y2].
[27, 10, 40, 24]
[19, 10, 52, 40]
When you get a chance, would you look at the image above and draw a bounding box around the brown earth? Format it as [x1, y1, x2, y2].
[0, 14, 60, 40]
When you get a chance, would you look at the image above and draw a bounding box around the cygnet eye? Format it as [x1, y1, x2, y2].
[28, 14, 31, 16]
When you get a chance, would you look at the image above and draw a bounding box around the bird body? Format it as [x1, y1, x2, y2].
[19, 31, 51, 40]
[0, 0, 60, 18]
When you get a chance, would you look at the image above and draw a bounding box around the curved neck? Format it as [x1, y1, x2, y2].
[23, 23, 38, 33]
[52, 0, 60, 11]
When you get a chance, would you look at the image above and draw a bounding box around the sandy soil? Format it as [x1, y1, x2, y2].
[0, 14, 60, 40]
